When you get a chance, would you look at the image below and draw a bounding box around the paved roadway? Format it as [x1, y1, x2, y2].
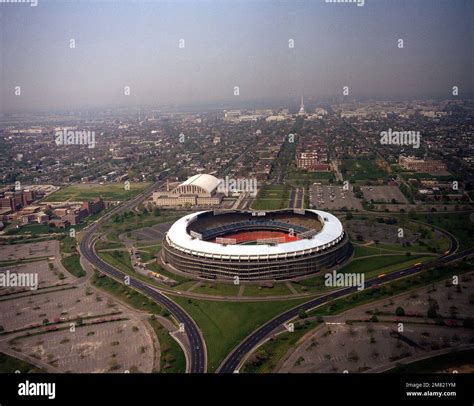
[289, 188, 304, 209]
[218, 231, 473, 373]
[295, 188, 303, 209]
[289, 189, 296, 208]
[78, 177, 206, 373]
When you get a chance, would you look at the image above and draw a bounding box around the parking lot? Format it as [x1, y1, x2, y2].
[279, 273, 474, 373]
[10, 319, 155, 373]
[0, 240, 59, 261]
[361, 185, 408, 204]
[0, 240, 160, 373]
[0, 260, 74, 296]
[0, 285, 120, 331]
[310, 185, 362, 211]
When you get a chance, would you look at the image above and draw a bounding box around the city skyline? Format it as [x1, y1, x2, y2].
[1, 0, 473, 113]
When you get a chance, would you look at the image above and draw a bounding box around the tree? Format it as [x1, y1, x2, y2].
[427, 306, 438, 319]
[395, 307, 405, 317]
[298, 309, 308, 319]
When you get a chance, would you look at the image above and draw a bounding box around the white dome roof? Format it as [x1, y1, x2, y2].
[178, 174, 221, 194]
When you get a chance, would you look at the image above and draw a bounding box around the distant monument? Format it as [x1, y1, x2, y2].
[298, 95, 305, 116]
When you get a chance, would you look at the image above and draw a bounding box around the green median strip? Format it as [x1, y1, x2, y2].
[173, 296, 307, 372]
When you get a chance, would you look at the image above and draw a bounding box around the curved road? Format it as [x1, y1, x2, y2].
[218, 229, 473, 373]
[78, 178, 206, 373]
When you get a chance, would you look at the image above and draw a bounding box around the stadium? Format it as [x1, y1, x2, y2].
[161, 209, 352, 281]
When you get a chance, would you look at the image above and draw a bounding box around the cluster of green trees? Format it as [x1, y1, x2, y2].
[112, 207, 161, 223]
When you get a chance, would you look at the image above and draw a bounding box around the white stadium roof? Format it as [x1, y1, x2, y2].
[165, 210, 345, 259]
[178, 174, 221, 194]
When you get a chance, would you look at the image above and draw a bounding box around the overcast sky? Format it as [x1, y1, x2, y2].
[0, 0, 472, 112]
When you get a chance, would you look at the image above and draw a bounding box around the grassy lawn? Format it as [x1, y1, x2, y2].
[61, 254, 86, 278]
[251, 185, 290, 210]
[191, 282, 240, 296]
[411, 212, 474, 252]
[243, 283, 293, 297]
[4, 223, 65, 236]
[174, 281, 198, 291]
[363, 256, 433, 279]
[352, 242, 426, 257]
[342, 159, 387, 182]
[291, 254, 433, 294]
[173, 297, 307, 372]
[136, 243, 162, 255]
[43, 182, 151, 202]
[338, 254, 427, 278]
[148, 317, 186, 373]
[91, 272, 165, 315]
[0, 352, 44, 373]
[352, 239, 447, 257]
[136, 244, 162, 262]
[60, 236, 77, 254]
[285, 168, 334, 186]
[353, 245, 391, 258]
[100, 212, 180, 243]
[243, 320, 318, 373]
[95, 240, 125, 251]
[97, 251, 134, 274]
[292, 274, 332, 294]
[137, 251, 156, 263]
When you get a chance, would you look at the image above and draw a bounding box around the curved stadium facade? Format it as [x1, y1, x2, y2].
[161, 209, 352, 281]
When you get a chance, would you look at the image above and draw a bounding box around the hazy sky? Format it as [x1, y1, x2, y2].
[0, 0, 472, 112]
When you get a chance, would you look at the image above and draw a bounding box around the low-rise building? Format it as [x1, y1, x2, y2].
[398, 156, 448, 173]
[153, 174, 223, 207]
